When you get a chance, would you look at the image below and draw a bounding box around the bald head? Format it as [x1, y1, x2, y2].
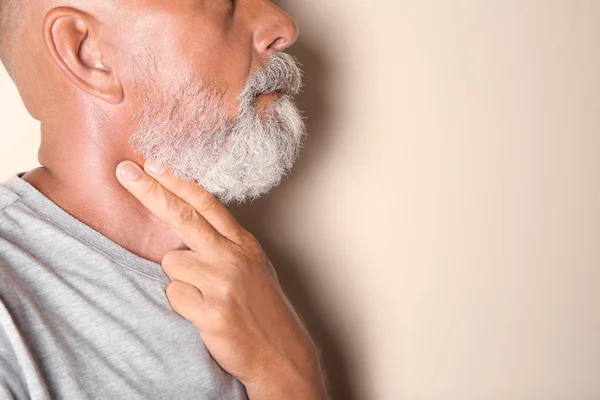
[0, 0, 18, 76]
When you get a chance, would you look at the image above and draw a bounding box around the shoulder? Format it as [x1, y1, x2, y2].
[0, 184, 26, 243]
[0, 184, 32, 278]
[0, 186, 19, 215]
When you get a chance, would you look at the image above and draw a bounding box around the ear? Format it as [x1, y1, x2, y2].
[43, 7, 124, 105]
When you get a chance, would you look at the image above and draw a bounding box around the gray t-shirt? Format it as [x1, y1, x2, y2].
[0, 173, 248, 400]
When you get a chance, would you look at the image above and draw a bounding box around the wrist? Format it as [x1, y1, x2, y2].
[243, 355, 329, 400]
[245, 377, 329, 400]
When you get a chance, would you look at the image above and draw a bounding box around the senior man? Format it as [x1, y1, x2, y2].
[0, 0, 328, 399]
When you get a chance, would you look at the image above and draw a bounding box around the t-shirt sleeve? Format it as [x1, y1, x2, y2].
[0, 290, 29, 400]
[0, 332, 29, 400]
[0, 370, 26, 400]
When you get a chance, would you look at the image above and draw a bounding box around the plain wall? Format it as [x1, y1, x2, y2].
[1, 1, 599, 399]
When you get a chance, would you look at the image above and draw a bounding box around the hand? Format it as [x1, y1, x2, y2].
[116, 160, 329, 400]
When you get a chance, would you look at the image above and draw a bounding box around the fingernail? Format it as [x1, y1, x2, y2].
[146, 161, 166, 175]
[119, 162, 140, 181]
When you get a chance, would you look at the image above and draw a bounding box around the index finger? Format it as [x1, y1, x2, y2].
[116, 161, 223, 252]
[142, 161, 247, 242]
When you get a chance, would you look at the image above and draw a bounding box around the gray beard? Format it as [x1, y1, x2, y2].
[130, 53, 306, 204]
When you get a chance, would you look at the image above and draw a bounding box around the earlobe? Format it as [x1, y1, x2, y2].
[43, 7, 124, 105]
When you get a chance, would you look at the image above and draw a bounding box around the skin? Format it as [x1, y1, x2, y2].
[7, 0, 328, 398]
[18, 0, 298, 262]
[116, 160, 328, 399]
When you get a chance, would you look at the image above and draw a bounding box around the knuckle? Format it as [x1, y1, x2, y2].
[219, 283, 234, 301]
[195, 195, 219, 215]
[166, 280, 198, 306]
[161, 250, 179, 267]
[161, 250, 198, 277]
[213, 277, 235, 302]
[243, 235, 263, 256]
[165, 250, 200, 271]
[209, 308, 229, 331]
[168, 203, 197, 227]
[161, 250, 184, 275]
[165, 281, 183, 302]
[228, 227, 247, 242]
[141, 179, 160, 199]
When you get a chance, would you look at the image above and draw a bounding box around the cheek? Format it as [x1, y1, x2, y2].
[114, 8, 255, 117]
[203, 52, 254, 117]
[190, 31, 255, 117]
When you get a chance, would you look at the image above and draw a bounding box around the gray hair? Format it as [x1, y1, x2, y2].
[130, 52, 306, 204]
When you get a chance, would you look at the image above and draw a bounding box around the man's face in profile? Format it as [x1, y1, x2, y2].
[108, 0, 304, 203]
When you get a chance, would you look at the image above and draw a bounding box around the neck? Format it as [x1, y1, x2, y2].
[22, 121, 186, 265]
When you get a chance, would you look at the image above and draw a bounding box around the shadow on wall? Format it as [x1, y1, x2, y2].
[232, 24, 357, 400]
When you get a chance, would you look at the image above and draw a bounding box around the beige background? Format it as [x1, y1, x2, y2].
[2, 1, 600, 399]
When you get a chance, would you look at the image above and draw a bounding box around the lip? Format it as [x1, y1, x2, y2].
[257, 91, 283, 100]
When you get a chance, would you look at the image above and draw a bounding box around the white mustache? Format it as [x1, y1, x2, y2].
[239, 53, 304, 102]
